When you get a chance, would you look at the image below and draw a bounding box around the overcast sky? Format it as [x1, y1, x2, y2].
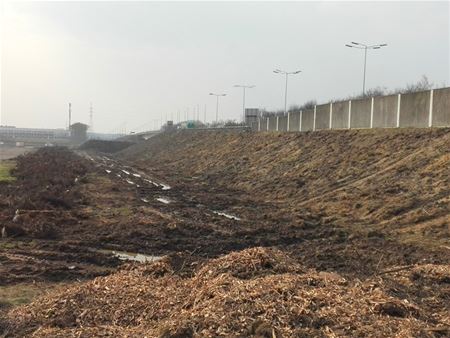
[1, 1, 449, 133]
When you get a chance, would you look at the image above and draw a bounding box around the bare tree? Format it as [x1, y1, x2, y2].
[401, 75, 434, 93]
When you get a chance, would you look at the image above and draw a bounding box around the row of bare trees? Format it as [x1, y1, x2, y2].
[261, 75, 439, 117]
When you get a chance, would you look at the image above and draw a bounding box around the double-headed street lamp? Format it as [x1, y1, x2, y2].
[273, 69, 301, 115]
[233, 85, 255, 123]
[209, 93, 227, 123]
[345, 41, 387, 95]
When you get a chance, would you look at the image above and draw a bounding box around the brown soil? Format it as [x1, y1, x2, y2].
[79, 140, 134, 153]
[0, 128, 449, 337]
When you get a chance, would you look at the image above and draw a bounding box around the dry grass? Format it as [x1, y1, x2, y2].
[0, 161, 16, 182]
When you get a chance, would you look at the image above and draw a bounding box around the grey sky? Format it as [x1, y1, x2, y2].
[1, 1, 449, 133]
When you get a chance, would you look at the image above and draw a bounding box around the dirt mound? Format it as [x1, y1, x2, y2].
[3, 247, 449, 337]
[118, 128, 450, 247]
[79, 140, 135, 153]
[0, 147, 90, 238]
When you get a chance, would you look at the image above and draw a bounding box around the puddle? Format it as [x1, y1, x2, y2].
[126, 179, 135, 185]
[213, 211, 241, 221]
[99, 249, 161, 263]
[121, 170, 130, 175]
[156, 197, 170, 204]
[141, 198, 149, 203]
[132, 173, 141, 178]
[105, 169, 111, 174]
[160, 183, 171, 190]
[145, 179, 160, 187]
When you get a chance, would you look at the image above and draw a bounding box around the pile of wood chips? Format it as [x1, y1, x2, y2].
[4, 247, 449, 337]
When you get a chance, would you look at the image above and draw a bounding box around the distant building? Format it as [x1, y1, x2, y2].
[0, 126, 69, 145]
[70, 122, 88, 144]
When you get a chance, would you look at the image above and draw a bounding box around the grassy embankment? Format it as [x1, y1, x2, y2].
[0, 161, 16, 182]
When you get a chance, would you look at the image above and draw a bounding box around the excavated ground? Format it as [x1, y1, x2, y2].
[0, 128, 449, 337]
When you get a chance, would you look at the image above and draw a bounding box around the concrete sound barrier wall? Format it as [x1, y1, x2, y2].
[278, 115, 288, 131]
[399, 90, 430, 128]
[254, 87, 449, 132]
[301, 109, 314, 131]
[268, 116, 277, 131]
[373, 94, 398, 128]
[315, 104, 330, 130]
[260, 117, 268, 131]
[332, 101, 349, 129]
[432, 87, 450, 127]
[288, 112, 300, 131]
[350, 98, 371, 129]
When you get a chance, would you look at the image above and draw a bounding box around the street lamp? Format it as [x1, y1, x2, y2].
[273, 69, 301, 115]
[233, 85, 255, 124]
[209, 93, 227, 123]
[345, 41, 387, 95]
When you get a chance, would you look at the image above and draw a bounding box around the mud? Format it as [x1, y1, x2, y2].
[0, 129, 449, 337]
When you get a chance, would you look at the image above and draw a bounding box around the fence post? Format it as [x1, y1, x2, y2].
[329, 102, 333, 129]
[299, 110, 303, 132]
[267, 117, 269, 131]
[370, 97, 374, 128]
[348, 100, 352, 129]
[428, 89, 434, 127]
[287, 112, 290, 132]
[258, 117, 261, 131]
[396, 93, 401, 128]
[313, 105, 317, 131]
[276, 116, 279, 131]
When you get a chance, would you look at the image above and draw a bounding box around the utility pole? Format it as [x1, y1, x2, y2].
[89, 102, 94, 131]
[68, 103, 72, 131]
[233, 85, 255, 123]
[209, 93, 226, 124]
[273, 69, 301, 115]
[345, 41, 387, 95]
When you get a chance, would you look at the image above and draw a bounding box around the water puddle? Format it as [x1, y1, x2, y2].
[126, 179, 135, 185]
[132, 173, 141, 178]
[160, 183, 171, 190]
[121, 170, 130, 175]
[145, 179, 160, 187]
[99, 249, 161, 263]
[141, 198, 149, 203]
[213, 211, 241, 221]
[156, 197, 171, 204]
[105, 169, 111, 174]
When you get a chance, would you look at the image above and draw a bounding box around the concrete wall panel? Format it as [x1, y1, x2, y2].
[373, 94, 398, 128]
[332, 101, 349, 129]
[315, 104, 330, 130]
[278, 115, 288, 131]
[399, 90, 430, 127]
[288, 112, 300, 131]
[350, 98, 371, 128]
[432, 87, 450, 127]
[268, 116, 277, 131]
[259, 117, 267, 131]
[249, 121, 258, 131]
[301, 109, 314, 131]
